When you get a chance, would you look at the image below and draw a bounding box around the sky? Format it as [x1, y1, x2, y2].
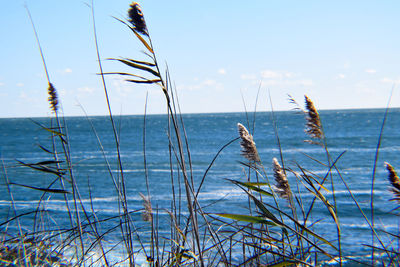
[1, 0, 399, 118]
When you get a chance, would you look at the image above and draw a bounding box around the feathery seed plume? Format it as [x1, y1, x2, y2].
[304, 95, 323, 144]
[385, 162, 400, 203]
[140, 193, 153, 222]
[47, 82, 59, 113]
[237, 123, 260, 162]
[128, 2, 148, 36]
[273, 158, 291, 199]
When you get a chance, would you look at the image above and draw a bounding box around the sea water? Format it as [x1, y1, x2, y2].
[1, 109, 399, 265]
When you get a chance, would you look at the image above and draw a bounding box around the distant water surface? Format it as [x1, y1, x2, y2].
[1, 109, 400, 265]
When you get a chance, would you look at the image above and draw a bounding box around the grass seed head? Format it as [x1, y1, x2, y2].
[386, 162, 400, 203]
[273, 158, 291, 199]
[237, 123, 260, 162]
[47, 82, 58, 113]
[128, 2, 148, 36]
[140, 193, 153, 222]
[304, 95, 323, 144]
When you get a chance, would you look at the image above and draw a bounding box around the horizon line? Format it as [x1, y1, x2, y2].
[1, 106, 399, 120]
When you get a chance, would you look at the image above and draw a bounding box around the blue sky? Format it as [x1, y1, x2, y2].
[1, 1, 399, 117]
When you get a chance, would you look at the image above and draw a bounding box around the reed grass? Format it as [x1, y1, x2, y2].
[304, 95, 323, 144]
[386, 163, 400, 204]
[272, 158, 291, 200]
[1, 1, 400, 266]
[237, 123, 260, 163]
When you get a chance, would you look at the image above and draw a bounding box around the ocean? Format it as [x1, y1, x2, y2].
[1, 108, 399, 265]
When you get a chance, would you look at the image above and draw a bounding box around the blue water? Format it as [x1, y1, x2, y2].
[1, 109, 400, 265]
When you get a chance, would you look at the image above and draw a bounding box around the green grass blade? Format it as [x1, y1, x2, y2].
[9, 182, 70, 194]
[112, 58, 160, 77]
[215, 213, 280, 227]
[300, 176, 340, 232]
[126, 79, 162, 84]
[101, 71, 148, 79]
[228, 179, 273, 197]
[248, 193, 282, 225]
[38, 145, 53, 154]
[17, 160, 65, 177]
[29, 160, 63, 166]
[30, 119, 64, 136]
[269, 261, 298, 267]
[119, 58, 155, 67]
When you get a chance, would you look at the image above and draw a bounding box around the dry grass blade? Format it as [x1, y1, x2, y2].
[139, 193, 153, 222]
[113, 16, 154, 53]
[304, 95, 323, 144]
[237, 123, 260, 162]
[127, 2, 148, 36]
[385, 162, 400, 203]
[47, 82, 59, 113]
[272, 158, 291, 199]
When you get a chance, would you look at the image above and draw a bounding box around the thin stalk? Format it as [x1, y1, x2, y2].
[269, 91, 301, 259]
[91, 2, 134, 265]
[147, 32, 205, 265]
[1, 159, 28, 266]
[370, 88, 393, 265]
[142, 92, 155, 262]
[87, 177, 110, 267]
[26, 5, 83, 258]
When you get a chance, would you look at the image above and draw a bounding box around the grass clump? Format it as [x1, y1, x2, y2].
[0, 234, 71, 266]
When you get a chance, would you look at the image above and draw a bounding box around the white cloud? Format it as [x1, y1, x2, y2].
[261, 70, 282, 79]
[0, 82, 4, 86]
[64, 68, 72, 74]
[297, 79, 314, 86]
[284, 72, 295, 78]
[337, 74, 346, 79]
[261, 70, 295, 79]
[355, 81, 379, 94]
[19, 92, 28, 99]
[240, 69, 313, 88]
[204, 79, 216, 86]
[365, 69, 376, 74]
[58, 88, 67, 97]
[113, 78, 134, 96]
[177, 83, 201, 91]
[261, 80, 279, 86]
[177, 78, 224, 91]
[217, 68, 226, 75]
[78, 86, 95, 93]
[261, 79, 313, 87]
[240, 73, 257, 80]
[203, 79, 224, 90]
[343, 62, 350, 69]
[382, 77, 400, 84]
[17, 83, 24, 87]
